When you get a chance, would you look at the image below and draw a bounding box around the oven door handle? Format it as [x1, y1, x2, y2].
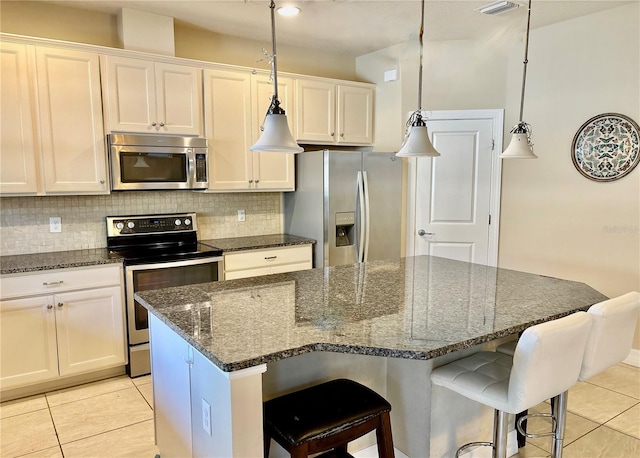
[125, 256, 224, 272]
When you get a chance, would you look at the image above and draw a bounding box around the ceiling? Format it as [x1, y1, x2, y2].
[47, 0, 632, 57]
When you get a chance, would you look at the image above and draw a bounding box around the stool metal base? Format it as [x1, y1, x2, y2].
[455, 410, 508, 458]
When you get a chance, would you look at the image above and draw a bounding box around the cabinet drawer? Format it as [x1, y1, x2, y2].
[224, 245, 312, 273]
[224, 261, 311, 280]
[0, 264, 122, 300]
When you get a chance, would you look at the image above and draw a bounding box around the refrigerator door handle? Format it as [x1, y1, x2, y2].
[362, 171, 371, 262]
[357, 171, 365, 263]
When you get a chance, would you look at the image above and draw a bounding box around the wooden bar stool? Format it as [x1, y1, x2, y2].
[263, 378, 395, 458]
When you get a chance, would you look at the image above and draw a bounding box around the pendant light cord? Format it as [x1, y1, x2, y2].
[518, 0, 532, 123]
[417, 0, 425, 112]
[269, 0, 280, 104]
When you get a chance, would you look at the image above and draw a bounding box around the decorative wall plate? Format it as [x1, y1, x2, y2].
[571, 113, 640, 182]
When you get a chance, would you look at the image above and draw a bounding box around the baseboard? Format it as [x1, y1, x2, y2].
[623, 348, 640, 367]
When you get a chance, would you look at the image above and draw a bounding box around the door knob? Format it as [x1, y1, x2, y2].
[418, 229, 434, 236]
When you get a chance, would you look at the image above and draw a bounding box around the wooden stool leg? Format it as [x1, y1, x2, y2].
[291, 442, 309, 458]
[376, 412, 395, 458]
[335, 443, 349, 457]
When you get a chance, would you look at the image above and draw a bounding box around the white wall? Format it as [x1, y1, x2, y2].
[358, 3, 640, 349]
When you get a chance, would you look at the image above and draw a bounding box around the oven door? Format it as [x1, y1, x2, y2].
[124, 256, 223, 346]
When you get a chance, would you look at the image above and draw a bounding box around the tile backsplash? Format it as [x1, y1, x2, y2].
[0, 192, 282, 256]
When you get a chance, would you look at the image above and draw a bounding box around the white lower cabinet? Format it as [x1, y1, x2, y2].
[223, 245, 312, 280]
[0, 265, 127, 391]
[149, 313, 265, 458]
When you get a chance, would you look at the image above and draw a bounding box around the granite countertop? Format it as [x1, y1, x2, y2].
[199, 234, 315, 252]
[135, 255, 608, 372]
[0, 248, 121, 275]
[0, 234, 315, 275]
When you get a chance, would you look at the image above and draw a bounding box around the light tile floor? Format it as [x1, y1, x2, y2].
[0, 375, 157, 458]
[0, 363, 638, 457]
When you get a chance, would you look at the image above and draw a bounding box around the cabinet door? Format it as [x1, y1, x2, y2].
[204, 68, 253, 191]
[101, 55, 157, 133]
[55, 286, 126, 376]
[0, 42, 38, 194]
[0, 296, 59, 389]
[251, 74, 295, 191]
[35, 47, 108, 194]
[154, 62, 202, 135]
[149, 313, 193, 458]
[337, 85, 374, 144]
[295, 78, 336, 143]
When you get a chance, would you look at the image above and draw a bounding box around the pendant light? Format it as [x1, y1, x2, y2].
[501, 0, 537, 159]
[397, 0, 440, 158]
[250, 0, 303, 154]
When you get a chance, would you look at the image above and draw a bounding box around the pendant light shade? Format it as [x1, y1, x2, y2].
[396, 0, 439, 158]
[396, 114, 440, 157]
[502, 122, 537, 158]
[501, 0, 537, 159]
[251, 113, 302, 153]
[250, 0, 303, 154]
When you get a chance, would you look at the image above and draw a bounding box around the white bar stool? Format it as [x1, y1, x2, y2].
[431, 312, 593, 458]
[497, 292, 640, 453]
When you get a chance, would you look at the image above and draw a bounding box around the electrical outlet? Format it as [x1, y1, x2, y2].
[49, 217, 62, 233]
[237, 209, 245, 222]
[202, 399, 211, 436]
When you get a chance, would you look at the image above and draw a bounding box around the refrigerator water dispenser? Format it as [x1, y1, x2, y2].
[335, 212, 355, 247]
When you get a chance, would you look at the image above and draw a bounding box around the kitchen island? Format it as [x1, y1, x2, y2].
[136, 255, 607, 457]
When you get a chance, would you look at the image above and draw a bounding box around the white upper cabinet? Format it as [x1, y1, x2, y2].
[0, 42, 38, 194]
[337, 84, 375, 144]
[101, 55, 202, 135]
[204, 68, 295, 192]
[296, 78, 374, 145]
[250, 73, 295, 191]
[0, 42, 108, 196]
[36, 46, 108, 194]
[204, 68, 253, 191]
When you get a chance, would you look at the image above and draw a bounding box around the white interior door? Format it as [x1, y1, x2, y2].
[409, 110, 503, 266]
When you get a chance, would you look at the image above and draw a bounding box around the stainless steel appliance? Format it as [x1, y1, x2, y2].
[108, 134, 209, 191]
[106, 213, 223, 377]
[284, 150, 403, 267]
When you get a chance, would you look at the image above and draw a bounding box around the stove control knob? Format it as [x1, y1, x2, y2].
[175, 219, 182, 226]
[115, 222, 124, 231]
[127, 221, 135, 229]
[184, 218, 191, 226]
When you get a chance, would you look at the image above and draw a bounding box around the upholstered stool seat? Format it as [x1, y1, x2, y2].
[498, 292, 640, 451]
[431, 312, 593, 458]
[263, 378, 394, 458]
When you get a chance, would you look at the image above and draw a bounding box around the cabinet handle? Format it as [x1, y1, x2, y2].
[57, 302, 64, 308]
[255, 179, 260, 184]
[264, 256, 277, 260]
[248, 179, 254, 184]
[159, 122, 165, 127]
[43, 281, 64, 286]
[100, 180, 105, 184]
[47, 304, 53, 310]
[340, 133, 344, 137]
[151, 122, 157, 127]
[331, 132, 335, 137]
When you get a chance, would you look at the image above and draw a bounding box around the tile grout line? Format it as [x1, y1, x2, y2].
[44, 393, 65, 458]
[55, 418, 155, 450]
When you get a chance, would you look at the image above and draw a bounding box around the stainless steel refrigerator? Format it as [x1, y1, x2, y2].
[284, 149, 403, 267]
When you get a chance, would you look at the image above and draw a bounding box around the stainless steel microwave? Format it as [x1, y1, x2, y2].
[108, 134, 208, 191]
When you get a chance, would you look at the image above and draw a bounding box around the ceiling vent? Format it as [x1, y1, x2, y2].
[477, 1, 521, 15]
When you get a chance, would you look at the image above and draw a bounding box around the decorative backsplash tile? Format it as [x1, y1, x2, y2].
[0, 192, 282, 256]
